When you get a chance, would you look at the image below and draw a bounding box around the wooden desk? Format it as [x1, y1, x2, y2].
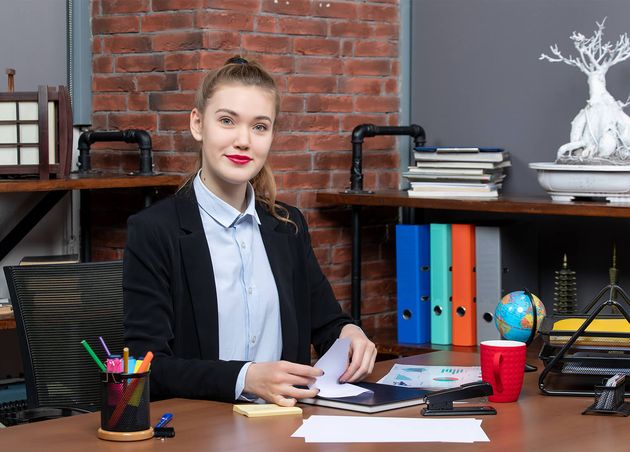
[1, 350, 627, 451]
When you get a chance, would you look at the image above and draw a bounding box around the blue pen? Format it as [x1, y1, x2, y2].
[126, 357, 136, 375]
[155, 413, 173, 428]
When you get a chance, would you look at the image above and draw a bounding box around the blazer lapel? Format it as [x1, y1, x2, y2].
[175, 189, 219, 360]
[257, 205, 299, 362]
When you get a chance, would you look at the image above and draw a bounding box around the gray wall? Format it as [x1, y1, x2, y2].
[410, 1, 630, 310]
[0, 0, 67, 90]
[0, 0, 70, 302]
[411, 0, 630, 196]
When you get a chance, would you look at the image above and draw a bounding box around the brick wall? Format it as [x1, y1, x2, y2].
[90, 0, 401, 336]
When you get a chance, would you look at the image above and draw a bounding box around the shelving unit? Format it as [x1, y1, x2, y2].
[316, 190, 630, 353]
[1, 172, 187, 330]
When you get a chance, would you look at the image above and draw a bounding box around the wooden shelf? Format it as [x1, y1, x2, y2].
[0, 172, 188, 193]
[316, 190, 630, 218]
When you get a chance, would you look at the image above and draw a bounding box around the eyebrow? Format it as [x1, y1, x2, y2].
[215, 108, 272, 122]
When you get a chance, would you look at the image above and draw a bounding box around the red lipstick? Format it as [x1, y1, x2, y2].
[226, 154, 252, 165]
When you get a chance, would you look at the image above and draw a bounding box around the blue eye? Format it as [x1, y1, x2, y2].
[254, 124, 268, 132]
[219, 117, 233, 126]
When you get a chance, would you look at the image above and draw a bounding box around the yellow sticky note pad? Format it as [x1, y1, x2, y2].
[233, 404, 302, 418]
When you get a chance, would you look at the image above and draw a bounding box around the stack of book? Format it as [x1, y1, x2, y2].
[404, 147, 510, 198]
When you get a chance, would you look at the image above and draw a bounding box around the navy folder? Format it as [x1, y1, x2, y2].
[299, 382, 429, 413]
[395, 224, 431, 344]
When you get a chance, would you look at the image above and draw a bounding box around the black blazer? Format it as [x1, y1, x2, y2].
[123, 186, 353, 402]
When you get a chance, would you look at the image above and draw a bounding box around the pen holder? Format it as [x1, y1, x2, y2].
[97, 372, 153, 441]
[583, 376, 630, 416]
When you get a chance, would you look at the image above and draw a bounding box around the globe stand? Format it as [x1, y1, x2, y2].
[497, 288, 545, 372]
[524, 363, 538, 372]
[522, 289, 539, 373]
[498, 289, 541, 372]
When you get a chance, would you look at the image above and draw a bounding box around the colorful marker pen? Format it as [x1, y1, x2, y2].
[155, 413, 173, 428]
[81, 340, 106, 373]
[123, 347, 129, 374]
[99, 336, 112, 358]
[134, 357, 143, 373]
[126, 357, 136, 375]
[106, 357, 123, 373]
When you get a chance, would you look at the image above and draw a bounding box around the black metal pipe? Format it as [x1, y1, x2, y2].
[80, 190, 91, 262]
[144, 188, 154, 209]
[348, 124, 426, 193]
[77, 129, 153, 175]
[346, 124, 426, 323]
[351, 205, 362, 325]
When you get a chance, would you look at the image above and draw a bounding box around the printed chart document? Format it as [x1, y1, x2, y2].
[292, 415, 490, 443]
[308, 338, 371, 398]
[378, 364, 482, 389]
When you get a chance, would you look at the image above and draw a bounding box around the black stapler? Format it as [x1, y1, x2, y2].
[421, 381, 497, 416]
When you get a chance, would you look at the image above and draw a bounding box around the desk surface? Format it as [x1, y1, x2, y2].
[1, 350, 627, 451]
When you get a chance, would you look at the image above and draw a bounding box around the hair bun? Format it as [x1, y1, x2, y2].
[226, 56, 249, 65]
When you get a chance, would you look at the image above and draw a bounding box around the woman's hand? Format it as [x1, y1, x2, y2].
[338, 324, 377, 383]
[244, 361, 323, 406]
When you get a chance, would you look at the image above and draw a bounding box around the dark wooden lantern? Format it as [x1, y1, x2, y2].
[0, 85, 72, 179]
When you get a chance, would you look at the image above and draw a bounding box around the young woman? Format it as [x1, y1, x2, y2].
[123, 56, 377, 406]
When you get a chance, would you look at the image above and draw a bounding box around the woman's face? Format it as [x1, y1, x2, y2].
[190, 83, 275, 194]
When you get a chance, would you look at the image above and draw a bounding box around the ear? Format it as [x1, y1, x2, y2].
[190, 108, 203, 142]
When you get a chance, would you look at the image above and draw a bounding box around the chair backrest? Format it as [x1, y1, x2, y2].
[3, 261, 124, 411]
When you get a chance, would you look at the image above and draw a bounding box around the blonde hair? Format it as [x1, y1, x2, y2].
[188, 56, 296, 231]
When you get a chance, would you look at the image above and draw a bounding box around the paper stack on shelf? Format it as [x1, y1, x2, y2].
[404, 147, 510, 198]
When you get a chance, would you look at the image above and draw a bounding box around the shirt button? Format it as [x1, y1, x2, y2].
[240, 241, 246, 249]
[251, 336, 256, 343]
[247, 287, 253, 295]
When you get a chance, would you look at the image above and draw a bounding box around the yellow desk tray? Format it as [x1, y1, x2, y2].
[552, 318, 630, 333]
[546, 317, 630, 347]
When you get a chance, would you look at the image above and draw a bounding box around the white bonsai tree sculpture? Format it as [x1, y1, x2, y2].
[540, 19, 630, 164]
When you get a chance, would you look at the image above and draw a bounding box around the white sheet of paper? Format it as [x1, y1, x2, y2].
[291, 415, 490, 443]
[308, 338, 371, 398]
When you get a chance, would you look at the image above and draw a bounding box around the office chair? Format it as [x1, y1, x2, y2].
[3, 261, 124, 423]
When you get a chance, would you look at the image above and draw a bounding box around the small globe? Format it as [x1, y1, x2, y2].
[495, 290, 546, 343]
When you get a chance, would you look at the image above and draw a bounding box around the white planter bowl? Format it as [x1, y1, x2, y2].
[529, 162, 630, 202]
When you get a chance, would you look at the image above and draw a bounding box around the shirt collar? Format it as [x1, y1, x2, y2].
[193, 171, 261, 228]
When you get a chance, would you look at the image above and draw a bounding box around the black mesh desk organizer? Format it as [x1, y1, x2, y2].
[538, 277, 630, 397]
[3, 261, 124, 423]
[583, 374, 630, 416]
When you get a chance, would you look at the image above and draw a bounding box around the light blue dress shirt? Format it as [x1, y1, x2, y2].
[193, 174, 282, 400]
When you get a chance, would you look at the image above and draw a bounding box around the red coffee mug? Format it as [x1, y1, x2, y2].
[480, 340, 526, 402]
